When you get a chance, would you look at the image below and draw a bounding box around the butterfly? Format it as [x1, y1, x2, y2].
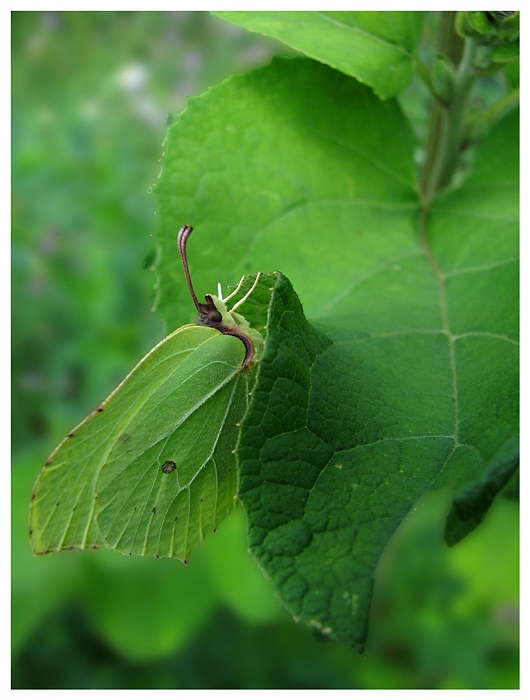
[30, 225, 265, 563]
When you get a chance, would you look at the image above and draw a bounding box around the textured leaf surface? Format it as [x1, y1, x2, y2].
[213, 11, 422, 99]
[30, 277, 270, 563]
[155, 58, 518, 647]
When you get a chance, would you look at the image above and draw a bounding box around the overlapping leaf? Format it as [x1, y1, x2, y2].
[213, 11, 422, 99]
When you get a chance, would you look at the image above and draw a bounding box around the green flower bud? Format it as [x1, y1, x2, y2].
[431, 54, 455, 103]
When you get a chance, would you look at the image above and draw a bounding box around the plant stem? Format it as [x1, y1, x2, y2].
[435, 38, 477, 191]
[421, 14, 477, 203]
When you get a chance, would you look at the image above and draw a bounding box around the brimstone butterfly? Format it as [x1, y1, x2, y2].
[30, 226, 265, 562]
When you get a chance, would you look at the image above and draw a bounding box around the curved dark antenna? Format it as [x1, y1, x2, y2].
[177, 225, 201, 314]
[177, 225, 222, 325]
[177, 224, 255, 370]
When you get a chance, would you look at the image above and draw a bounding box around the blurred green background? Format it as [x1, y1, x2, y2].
[11, 11, 518, 689]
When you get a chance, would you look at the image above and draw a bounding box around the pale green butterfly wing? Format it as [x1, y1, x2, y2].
[30, 224, 276, 563]
[30, 322, 253, 562]
[95, 327, 251, 561]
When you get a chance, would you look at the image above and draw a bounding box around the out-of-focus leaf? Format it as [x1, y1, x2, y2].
[81, 549, 218, 661]
[491, 42, 519, 63]
[202, 507, 283, 624]
[448, 499, 519, 615]
[12, 451, 81, 655]
[213, 11, 423, 99]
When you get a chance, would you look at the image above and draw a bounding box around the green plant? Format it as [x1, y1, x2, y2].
[29, 11, 519, 653]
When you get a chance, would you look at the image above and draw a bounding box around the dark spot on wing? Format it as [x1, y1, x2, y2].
[161, 460, 177, 474]
[151, 507, 156, 515]
[89, 404, 105, 419]
[68, 431, 75, 438]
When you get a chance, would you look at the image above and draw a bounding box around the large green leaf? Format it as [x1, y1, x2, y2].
[155, 58, 518, 647]
[428, 108, 519, 544]
[213, 11, 422, 99]
[155, 58, 418, 334]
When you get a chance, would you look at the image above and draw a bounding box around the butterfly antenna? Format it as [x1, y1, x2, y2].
[177, 225, 201, 314]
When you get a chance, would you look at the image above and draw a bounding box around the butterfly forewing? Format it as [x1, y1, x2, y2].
[30, 325, 247, 560]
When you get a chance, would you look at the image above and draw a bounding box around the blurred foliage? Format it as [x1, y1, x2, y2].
[12, 11, 518, 689]
[11, 10, 289, 452]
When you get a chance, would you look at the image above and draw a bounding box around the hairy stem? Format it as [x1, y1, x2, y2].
[434, 38, 477, 192]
